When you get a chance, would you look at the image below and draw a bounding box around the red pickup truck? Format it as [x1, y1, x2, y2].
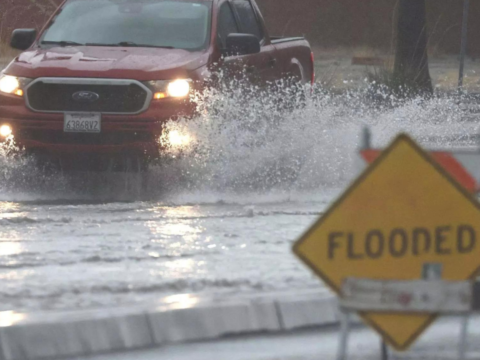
[0, 0, 313, 171]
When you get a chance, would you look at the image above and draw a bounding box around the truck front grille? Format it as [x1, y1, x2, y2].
[25, 78, 151, 114]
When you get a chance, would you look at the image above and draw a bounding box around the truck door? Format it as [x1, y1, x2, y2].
[217, 0, 278, 87]
[230, 0, 279, 86]
[216, 1, 244, 83]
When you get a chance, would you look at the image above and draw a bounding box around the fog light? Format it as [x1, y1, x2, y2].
[0, 125, 12, 138]
[167, 130, 191, 147]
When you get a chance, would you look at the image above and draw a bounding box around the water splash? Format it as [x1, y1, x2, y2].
[0, 79, 478, 202]
[157, 80, 479, 199]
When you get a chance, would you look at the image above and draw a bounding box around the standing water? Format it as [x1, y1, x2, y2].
[0, 81, 478, 312]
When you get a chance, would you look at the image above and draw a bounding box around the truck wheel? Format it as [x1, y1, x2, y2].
[30, 151, 60, 174]
[123, 155, 152, 198]
[276, 75, 307, 112]
[140, 168, 152, 197]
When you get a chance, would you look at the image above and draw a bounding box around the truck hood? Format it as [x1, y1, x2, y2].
[5, 46, 210, 81]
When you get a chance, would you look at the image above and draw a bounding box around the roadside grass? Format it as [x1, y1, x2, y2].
[312, 46, 480, 94]
[311, 46, 393, 90]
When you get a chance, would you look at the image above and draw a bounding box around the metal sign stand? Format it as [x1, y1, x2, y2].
[337, 310, 350, 360]
[381, 340, 389, 360]
[337, 307, 470, 360]
[458, 314, 470, 360]
[336, 279, 472, 360]
[337, 309, 390, 360]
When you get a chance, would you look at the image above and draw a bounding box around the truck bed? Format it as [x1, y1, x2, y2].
[270, 36, 306, 44]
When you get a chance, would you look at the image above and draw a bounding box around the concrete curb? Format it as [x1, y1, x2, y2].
[0, 291, 353, 360]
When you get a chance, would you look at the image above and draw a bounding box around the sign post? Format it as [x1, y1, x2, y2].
[293, 134, 480, 351]
[458, 0, 470, 89]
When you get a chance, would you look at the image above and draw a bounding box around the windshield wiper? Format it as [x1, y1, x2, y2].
[41, 40, 85, 47]
[85, 41, 175, 49]
[116, 41, 175, 49]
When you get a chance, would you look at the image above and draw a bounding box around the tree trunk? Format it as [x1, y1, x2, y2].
[394, 0, 433, 95]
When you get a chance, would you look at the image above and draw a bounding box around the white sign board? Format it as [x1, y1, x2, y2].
[340, 278, 472, 313]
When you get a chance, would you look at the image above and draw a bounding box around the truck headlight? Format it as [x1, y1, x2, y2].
[146, 79, 192, 99]
[0, 74, 31, 96]
[167, 80, 190, 98]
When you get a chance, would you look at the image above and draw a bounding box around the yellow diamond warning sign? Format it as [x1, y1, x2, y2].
[293, 134, 480, 350]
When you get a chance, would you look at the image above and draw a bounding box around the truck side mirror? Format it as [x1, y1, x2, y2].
[226, 34, 260, 56]
[10, 29, 37, 51]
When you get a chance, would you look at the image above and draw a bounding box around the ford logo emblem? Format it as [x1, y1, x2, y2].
[72, 91, 100, 103]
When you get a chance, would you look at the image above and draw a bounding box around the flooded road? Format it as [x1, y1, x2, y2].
[0, 196, 338, 312]
[0, 89, 479, 312]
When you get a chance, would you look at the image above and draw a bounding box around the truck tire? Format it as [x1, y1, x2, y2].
[275, 74, 307, 112]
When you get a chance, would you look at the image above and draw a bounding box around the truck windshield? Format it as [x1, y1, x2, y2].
[41, 0, 212, 51]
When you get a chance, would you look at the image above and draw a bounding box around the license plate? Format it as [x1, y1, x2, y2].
[64, 113, 101, 133]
